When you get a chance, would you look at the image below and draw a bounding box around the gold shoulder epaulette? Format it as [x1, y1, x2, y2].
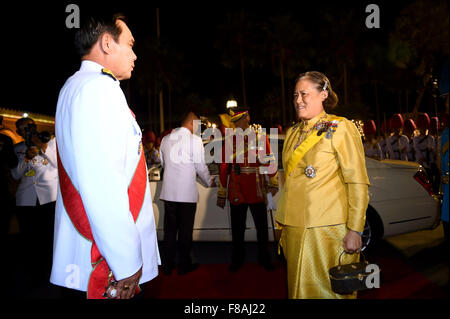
[101, 68, 117, 81]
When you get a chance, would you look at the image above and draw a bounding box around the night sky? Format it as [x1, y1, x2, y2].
[1, 1, 447, 130]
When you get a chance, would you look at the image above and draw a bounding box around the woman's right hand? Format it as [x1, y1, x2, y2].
[343, 230, 362, 254]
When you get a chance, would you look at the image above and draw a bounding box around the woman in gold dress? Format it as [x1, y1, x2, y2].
[276, 71, 370, 299]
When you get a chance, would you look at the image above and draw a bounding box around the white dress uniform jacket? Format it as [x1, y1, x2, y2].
[11, 139, 58, 206]
[363, 140, 384, 159]
[413, 135, 436, 169]
[386, 134, 410, 161]
[159, 127, 213, 203]
[50, 60, 160, 291]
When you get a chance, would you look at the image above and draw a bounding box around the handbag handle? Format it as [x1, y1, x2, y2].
[338, 250, 366, 266]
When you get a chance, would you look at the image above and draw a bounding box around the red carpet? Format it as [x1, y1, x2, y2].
[143, 262, 288, 299]
[142, 258, 447, 299]
[358, 256, 448, 299]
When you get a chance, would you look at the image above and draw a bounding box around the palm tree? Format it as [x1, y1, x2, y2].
[263, 14, 310, 125]
[215, 10, 264, 108]
[317, 8, 362, 108]
[388, 0, 449, 117]
[134, 35, 187, 132]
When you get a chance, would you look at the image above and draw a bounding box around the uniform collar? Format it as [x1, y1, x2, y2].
[179, 127, 192, 135]
[301, 111, 327, 130]
[80, 60, 104, 73]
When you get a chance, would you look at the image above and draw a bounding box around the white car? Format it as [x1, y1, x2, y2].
[149, 137, 441, 250]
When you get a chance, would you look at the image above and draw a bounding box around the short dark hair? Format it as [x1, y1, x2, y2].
[180, 110, 200, 126]
[74, 13, 127, 58]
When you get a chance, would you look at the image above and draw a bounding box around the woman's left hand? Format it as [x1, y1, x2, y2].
[343, 230, 362, 254]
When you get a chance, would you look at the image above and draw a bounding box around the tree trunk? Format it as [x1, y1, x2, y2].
[375, 81, 380, 137]
[405, 90, 409, 114]
[147, 85, 153, 131]
[239, 44, 247, 107]
[412, 88, 426, 118]
[280, 48, 286, 126]
[344, 63, 348, 106]
[156, 8, 164, 133]
[154, 80, 158, 133]
[412, 66, 433, 117]
[168, 84, 172, 129]
[287, 65, 293, 125]
[159, 89, 165, 133]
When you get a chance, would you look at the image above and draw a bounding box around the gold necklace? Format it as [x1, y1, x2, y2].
[295, 114, 328, 148]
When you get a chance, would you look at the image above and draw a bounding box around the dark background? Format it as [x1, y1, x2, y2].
[1, 0, 448, 132]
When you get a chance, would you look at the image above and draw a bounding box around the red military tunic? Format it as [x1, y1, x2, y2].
[218, 128, 278, 204]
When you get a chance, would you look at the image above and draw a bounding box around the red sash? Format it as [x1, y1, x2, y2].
[57, 147, 147, 299]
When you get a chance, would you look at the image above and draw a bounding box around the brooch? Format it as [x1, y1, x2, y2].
[316, 120, 339, 139]
[305, 165, 316, 178]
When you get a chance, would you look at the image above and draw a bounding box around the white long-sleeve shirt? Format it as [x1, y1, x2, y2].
[11, 139, 58, 206]
[50, 60, 160, 291]
[159, 127, 213, 203]
[363, 140, 384, 159]
[413, 135, 436, 168]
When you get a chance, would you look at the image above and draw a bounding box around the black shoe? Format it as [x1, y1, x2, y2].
[258, 260, 275, 272]
[178, 263, 199, 275]
[229, 262, 243, 273]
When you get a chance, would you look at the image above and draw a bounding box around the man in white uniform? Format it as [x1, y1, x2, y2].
[414, 113, 436, 170]
[11, 117, 57, 285]
[159, 111, 215, 275]
[51, 14, 160, 299]
[386, 113, 410, 161]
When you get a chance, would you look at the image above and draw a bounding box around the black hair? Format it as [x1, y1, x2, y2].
[15, 117, 34, 129]
[74, 13, 127, 58]
[296, 71, 339, 111]
[180, 110, 200, 126]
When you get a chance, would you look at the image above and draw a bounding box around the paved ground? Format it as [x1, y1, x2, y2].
[384, 223, 448, 291]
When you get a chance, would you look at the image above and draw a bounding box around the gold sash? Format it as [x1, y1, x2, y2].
[285, 116, 343, 178]
[276, 116, 343, 224]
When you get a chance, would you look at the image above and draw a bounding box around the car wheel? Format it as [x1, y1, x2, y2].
[361, 219, 372, 251]
[362, 206, 383, 251]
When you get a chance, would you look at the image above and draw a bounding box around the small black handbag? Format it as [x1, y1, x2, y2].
[329, 251, 380, 295]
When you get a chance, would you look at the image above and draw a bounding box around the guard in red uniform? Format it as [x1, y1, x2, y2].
[217, 108, 279, 272]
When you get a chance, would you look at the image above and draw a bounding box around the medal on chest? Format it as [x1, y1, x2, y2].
[25, 169, 36, 177]
[305, 165, 316, 178]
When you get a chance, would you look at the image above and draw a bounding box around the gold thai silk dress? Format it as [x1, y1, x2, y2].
[275, 111, 370, 299]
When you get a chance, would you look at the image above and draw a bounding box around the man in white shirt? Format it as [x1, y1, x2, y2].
[51, 13, 160, 299]
[159, 111, 215, 275]
[11, 117, 57, 285]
